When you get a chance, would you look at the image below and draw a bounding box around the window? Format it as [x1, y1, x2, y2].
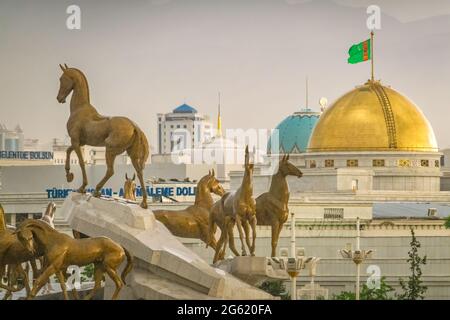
[309, 160, 316, 168]
[324, 208, 344, 220]
[183, 125, 187, 128]
[373, 159, 385, 167]
[33, 213, 42, 220]
[170, 125, 174, 129]
[347, 159, 358, 167]
[325, 159, 334, 168]
[398, 159, 411, 167]
[15, 213, 28, 226]
[435, 160, 440, 168]
[177, 125, 180, 129]
[352, 179, 359, 191]
[421, 160, 429, 167]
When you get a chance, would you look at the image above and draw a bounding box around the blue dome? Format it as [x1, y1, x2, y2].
[173, 103, 197, 113]
[268, 108, 320, 154]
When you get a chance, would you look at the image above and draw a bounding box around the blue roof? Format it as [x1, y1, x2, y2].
[267, 108, 320, 154]
[173, 103, 197, 114]
[373, 203, 450, 219]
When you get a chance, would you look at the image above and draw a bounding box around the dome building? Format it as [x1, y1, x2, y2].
[267, 108, 321, 155]
[302, 80, 441, 192]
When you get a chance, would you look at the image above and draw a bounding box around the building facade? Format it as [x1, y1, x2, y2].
[157, 103, 213, 155]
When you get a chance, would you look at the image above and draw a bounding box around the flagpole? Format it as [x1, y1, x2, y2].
[371, 31, 374, 82]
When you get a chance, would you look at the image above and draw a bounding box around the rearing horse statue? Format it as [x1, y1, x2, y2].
[57, 64, 150, 208]
[256, 154, 302, 257]
[153, 170, 225, 249]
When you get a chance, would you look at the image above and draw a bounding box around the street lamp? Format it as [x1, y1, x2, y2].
[338, 217, 373, 300]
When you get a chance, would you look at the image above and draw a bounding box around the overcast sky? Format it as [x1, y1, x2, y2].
[1, 0, 449, 149]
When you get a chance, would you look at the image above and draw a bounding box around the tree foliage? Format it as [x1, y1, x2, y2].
[397, 228, 428, 300]
[332, 277, 394, 300]
[258, 280, 290, 300]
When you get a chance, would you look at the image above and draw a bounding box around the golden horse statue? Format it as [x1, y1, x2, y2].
[256, 154, 302, 257]
[209, 146, 256, 263]
[0, 204, 38, 299]
[153, 170, 225, 249]
[123, 173, 137, 201]
[57, 64, 150, 208]
[16, 220, 133, 300]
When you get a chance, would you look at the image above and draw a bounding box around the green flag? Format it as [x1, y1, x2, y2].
[348, 39, 371, 64]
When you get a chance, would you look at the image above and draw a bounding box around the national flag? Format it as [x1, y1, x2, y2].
[348, 39, 371, 64]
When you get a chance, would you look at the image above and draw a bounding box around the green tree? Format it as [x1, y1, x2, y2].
[332, 277, 394, 300]
[445, 216, 450, 229]
[258, 280, 290, 300]
[397, 228, 427, 300]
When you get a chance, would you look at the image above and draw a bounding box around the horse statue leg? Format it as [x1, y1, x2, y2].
[94, 150, 117, 197]
[65, 146, 74, 182]
[84, 263, 104, 300]
[234, 215, 248, 256]
[131, 158, 148, 209]
[225, 218, 241, 257]
[271, 220, 280, 257]
[249, 215, 257, 256]
[70, 141, 88, 193]
[242, 220, 252, 256]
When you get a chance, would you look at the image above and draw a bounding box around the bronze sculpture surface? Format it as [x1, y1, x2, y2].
[16, 219, 133, 300]
[209, 146, 256, 263]
[256, 154, 302, 257]
[153, 170, 225, 249]
[123, 173, 137, 202]
[57, 64, 150, 208]
[0, 205, 37, 298]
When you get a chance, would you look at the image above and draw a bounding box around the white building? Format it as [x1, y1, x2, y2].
[157, 103, 213, 154]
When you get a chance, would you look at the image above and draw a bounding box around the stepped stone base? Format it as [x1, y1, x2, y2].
[63, 193, 274, 300]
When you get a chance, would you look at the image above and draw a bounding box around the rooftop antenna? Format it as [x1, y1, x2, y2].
[306, 76, 309, 110]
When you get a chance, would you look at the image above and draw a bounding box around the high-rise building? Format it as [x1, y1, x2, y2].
[0, 124, 24, 151]
[157, 104, 213, 155]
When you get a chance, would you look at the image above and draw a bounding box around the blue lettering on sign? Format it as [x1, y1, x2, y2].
[0, 151, 53, 160]
[45, 186, 196, 199]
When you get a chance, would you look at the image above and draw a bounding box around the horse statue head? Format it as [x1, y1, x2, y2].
[15, 220, 51, 256]
[278, 154, 303, 178]
[205, 169, 225, 197]
[57, 64, 75, 103]
[124, 173, 137, 201]
[244, 145, 255, 176]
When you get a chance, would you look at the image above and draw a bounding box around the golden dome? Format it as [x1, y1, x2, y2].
[307, 81, 438, 152]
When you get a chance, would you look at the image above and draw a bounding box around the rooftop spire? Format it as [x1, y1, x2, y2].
[217, 91, 222, 137]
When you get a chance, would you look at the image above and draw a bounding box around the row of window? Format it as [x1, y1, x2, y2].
[309, 159, 440, 168]
[54, 158, 78, 165]
[4, 212, 42, 227]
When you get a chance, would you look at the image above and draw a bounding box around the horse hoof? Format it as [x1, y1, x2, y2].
[92, 190, 101, 197]
[77, 188, 86, 194]
[66, 173, 74, 182]
[140, 201, 148, 209]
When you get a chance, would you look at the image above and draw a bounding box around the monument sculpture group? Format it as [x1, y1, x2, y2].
[0, 65, 304, 300]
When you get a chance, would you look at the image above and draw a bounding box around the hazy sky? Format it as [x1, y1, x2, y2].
[1, 0, 449, 149]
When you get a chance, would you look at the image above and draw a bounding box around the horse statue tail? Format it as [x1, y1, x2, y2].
[128, 125, 150, 167]
[121, 247, 134, 285]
